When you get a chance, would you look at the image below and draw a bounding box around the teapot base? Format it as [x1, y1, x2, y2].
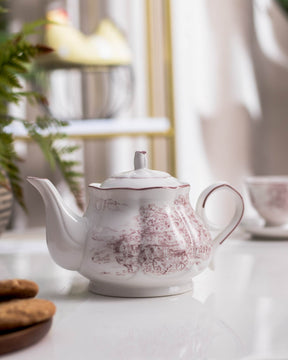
[88, 279, 193, 298]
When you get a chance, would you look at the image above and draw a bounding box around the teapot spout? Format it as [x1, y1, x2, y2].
[27, 177, 87, 271]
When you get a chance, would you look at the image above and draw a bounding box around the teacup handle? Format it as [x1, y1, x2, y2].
[196, 183, 244, 248]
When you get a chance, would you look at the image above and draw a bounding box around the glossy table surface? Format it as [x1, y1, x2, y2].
[0, 227, 287, 359]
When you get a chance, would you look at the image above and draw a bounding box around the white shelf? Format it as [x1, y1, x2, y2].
[8, 117, 171, 138]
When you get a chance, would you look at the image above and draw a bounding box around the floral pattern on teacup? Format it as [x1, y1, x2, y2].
[267, 184, 288, 210]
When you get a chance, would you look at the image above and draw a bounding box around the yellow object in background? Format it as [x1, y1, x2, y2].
[42, 8, 132, 66]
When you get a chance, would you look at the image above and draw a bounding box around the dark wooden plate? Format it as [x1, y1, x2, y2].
[0, 318, 52, 356]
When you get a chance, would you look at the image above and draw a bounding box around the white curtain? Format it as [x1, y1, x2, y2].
[172, 0, 288, 220]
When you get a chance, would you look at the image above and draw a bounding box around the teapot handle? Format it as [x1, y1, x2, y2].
[195, 183, 244, 248]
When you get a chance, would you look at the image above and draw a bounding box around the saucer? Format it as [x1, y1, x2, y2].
[242, 219, 288, 239]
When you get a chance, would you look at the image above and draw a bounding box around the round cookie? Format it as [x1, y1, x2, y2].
[0, 298, 56, 331]
[0, 279, 39, 300]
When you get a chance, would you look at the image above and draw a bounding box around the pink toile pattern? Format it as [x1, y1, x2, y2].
[267, 184, 288, 210]
[91, 195, 212, 276]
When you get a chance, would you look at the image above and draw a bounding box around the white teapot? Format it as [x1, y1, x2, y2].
[28, 151, 244, 297]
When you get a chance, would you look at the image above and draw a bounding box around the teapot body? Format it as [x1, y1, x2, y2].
[28, 151, 244, 298]
[79, 186, 213, 297]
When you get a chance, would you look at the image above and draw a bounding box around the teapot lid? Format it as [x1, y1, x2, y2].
[94, 151, 188, 189]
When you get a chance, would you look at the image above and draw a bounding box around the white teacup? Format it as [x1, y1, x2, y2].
[245, 176, 288, 227]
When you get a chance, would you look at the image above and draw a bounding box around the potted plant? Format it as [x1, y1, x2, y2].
[0, 6, 83, 233]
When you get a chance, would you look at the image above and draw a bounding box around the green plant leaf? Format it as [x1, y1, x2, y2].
[276, 0, 288, 14]
[0, 132, 26, 209]
[0, 7, 83, 211]
[21, 19, 48, 36]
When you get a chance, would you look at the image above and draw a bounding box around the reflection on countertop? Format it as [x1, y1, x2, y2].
[0, 228, 288, 359]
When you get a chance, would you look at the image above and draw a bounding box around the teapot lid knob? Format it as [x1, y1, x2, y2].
[134, 151, 147, 170]
[92, 150, 188, 189]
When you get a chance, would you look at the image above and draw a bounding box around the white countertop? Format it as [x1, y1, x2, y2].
[0, 227, 288, 359]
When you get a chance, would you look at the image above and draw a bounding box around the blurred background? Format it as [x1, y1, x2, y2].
[3, 0, 288, 229]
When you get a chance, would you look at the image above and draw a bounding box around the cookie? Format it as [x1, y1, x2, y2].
[0, 298, 56, 331]
[0, 279, 39, 300]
